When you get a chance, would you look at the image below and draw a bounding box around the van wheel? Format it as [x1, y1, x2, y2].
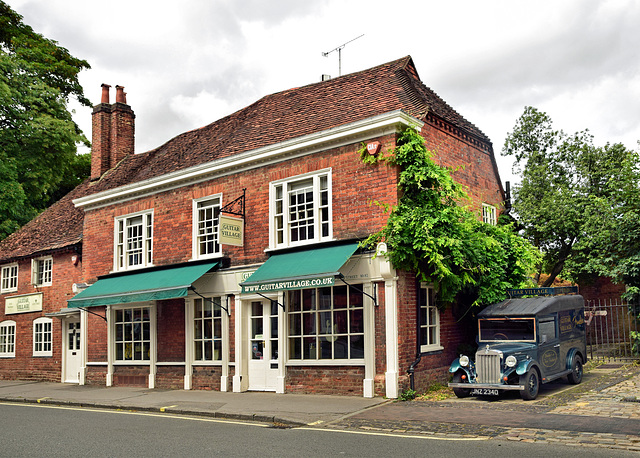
[452, 373, 471, 398]
[519, 368, 539, 400]
[567, 355, 583, 384]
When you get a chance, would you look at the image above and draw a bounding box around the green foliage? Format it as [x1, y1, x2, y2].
[0, 1, 91, 240]
[503, 107, 640, 295]
[362, 128, 539, 307]
[399, 388, 416, 401]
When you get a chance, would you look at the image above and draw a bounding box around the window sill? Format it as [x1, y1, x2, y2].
[265, 238, 337, 253]
[32, 354, 52, 358]
[286, 359, 365, 367]
[189, 253, 224, 262]
[113, 361, 151, 366]
[420, 345, 444, 355]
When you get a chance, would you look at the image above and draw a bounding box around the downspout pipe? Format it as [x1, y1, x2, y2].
[407, 353, 422, 391]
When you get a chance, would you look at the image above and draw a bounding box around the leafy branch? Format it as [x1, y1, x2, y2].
[362, 127, 539, 307]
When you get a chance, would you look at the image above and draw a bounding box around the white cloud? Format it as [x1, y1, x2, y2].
[6, 0, 640, 185]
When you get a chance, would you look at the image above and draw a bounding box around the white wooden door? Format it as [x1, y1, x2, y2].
[65, 321, 81, 383]
[247, 301, 278, 391]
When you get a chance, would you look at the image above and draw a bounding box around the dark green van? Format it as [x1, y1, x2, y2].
[448, 294, 586, 400]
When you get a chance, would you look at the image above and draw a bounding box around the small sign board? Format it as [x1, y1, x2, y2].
[219, 215, 244, 246]
[506, 286, 578, 298]
[5, 293, 43, 314]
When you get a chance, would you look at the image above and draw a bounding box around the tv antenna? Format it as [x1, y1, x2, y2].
[322, 34, 364, 77]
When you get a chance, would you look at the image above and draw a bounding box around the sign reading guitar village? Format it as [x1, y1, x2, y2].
[5, 293, 43, 314]
[219, 215, 244, 247]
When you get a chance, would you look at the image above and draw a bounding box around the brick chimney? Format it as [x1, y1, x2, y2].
[91, 84, 135, 180]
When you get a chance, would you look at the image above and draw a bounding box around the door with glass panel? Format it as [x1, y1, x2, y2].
[64, 320, 81, 383]
[247, 300, 278, 391]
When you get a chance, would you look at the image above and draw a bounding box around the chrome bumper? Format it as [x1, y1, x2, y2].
[448, 383, 525, 391]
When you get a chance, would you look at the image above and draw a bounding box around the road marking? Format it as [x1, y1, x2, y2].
[0, 402, 268, 427]
[160, 405, 178, 412]
[298, 427, 489, 441]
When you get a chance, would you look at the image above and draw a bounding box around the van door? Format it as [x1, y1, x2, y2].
[537, 315, 561, 379]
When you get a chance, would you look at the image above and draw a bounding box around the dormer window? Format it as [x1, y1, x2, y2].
[270, 169, 332, 249]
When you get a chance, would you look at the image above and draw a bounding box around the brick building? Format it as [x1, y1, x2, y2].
[0, 56, 505, 397]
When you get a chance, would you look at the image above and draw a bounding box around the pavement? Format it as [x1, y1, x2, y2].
[0, 362, 639, 452]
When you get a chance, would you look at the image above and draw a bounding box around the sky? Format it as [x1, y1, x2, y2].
[6, 0, 640, 185]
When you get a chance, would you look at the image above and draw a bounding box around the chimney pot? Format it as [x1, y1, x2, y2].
[101, 84, 111, 104]
[115, 85, 126, 104]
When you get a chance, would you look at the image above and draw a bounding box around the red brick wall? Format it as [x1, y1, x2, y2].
[286, 366, 365, 395]
[579, 277, 627, 303]
[157, 299, 185, 362]
[0, 249, 83, 382]
[421, 119, 504, 215]
[87, 307, 108, 362]
[192, 366, 222, 390]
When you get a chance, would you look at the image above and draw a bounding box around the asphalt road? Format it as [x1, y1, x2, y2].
[1, 402, 637, 457]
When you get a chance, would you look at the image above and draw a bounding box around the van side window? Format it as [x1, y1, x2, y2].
[538, 316, 557, 342]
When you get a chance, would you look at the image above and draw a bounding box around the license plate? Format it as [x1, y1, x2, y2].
[471, 388, 499, 396]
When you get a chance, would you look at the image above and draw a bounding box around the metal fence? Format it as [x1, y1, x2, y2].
[585, 299, 640, 362]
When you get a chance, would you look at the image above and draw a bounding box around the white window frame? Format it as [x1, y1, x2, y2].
[419, 283, 442, 353]
[113, 305, 152, 362]
[114, 210, 154, 271]
[192, 194, 222, 260]
[286, 284, 365, 364]
[482, 203, 497, 225]
[269, 169, 332, 249]
[33, 317, 53, 357]
[1, 263, 18, 293]
[0, 320, 16, 358]
[31, 256, 52, 287]
[192, 296, 223, 362]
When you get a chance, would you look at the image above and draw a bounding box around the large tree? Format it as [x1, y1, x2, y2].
[502, 106, 640, 290]
[0, 1, 91, 239]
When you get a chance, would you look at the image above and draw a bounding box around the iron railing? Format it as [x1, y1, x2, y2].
[585, 299, 640, 362]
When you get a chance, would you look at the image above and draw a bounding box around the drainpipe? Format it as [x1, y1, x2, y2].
[407, 352, 422, 391]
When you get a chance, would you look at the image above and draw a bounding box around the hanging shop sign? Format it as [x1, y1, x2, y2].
[5, 293, 43, 314]
[219, 214, 244, 246]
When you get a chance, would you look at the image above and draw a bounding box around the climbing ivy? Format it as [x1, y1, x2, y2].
[361, 128, 539, 307]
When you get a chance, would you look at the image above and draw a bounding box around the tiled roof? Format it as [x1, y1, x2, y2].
[0, 181, 89, 262]
[90, 56, 490, 193]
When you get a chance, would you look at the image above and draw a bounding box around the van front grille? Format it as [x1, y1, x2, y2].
[475, 351, 502, 384]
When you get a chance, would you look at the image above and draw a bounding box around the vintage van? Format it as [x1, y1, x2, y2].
[448, 293, 586, 400]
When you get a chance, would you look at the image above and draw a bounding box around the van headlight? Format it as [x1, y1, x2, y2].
[459, 355, 470, 367]
[505, 355, 517, 368]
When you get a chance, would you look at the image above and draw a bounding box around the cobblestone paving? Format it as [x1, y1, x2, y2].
[329, 363, 640, 452]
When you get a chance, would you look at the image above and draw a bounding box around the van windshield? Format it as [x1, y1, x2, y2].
[478, 317, 536, 342]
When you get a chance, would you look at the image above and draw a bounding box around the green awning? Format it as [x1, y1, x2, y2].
[241, 243, 359, 293]
[67, 262, 219, 308]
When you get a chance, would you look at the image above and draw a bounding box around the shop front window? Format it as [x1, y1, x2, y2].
[114, 306, 151, 361]
[193, 297, 223, 361]
[287, 285, 364, 361]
